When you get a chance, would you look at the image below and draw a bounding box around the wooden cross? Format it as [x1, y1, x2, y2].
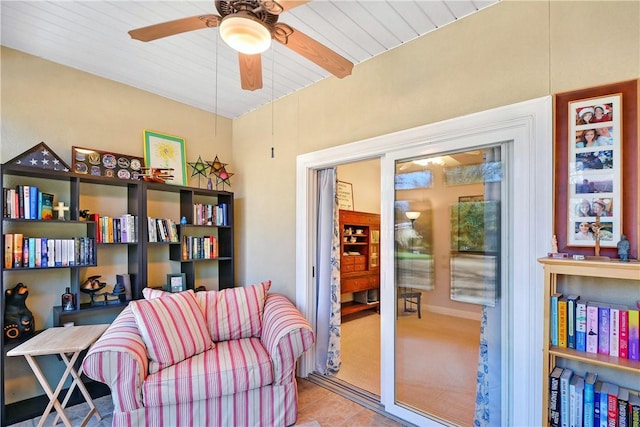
[53, 202, 69, 220]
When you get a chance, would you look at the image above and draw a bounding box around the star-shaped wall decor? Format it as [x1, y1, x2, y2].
[207, 155, 226, 175]
[187, 156, 210, 178]
[214, 165, 234, 187]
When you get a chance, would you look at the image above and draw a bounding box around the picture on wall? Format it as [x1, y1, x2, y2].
[143, 130, 187, 186]
[566, 94, 622, 248]
[554, 79, 638, 258]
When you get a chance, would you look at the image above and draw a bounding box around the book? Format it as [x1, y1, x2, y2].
[587, 303, 599, 354]
[600, 382, 609, 427]
[13, 233, 23, 268]
[570, 375, 584, 427]
[560, 368, 573, 427]
[628, 393, 640, 427]
[608, 384, 619, 427]
[594, 381, 603, 427]
[584, 372, 598, 427]
[629, 308, 640, 361]
[549, 366, 563, 427]
[41, 237, 48, 267]
[559, 297, 568, 348]
[567, 295, 580, 349]
[598, 304, 610, 355]
[621, 309, 630, 359]
[23, 185, 30, 219]
[40, 192, 54, 220]
[4, 234, 13, 269]
[29, 186, 38, 219]
[28, 237, 36, 268]
[619, 388, 630, 427]
[577, 300, 588, 352]
[610, 305, 623, 357]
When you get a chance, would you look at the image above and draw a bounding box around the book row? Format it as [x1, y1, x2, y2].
[551, 293, 640, 360]
[3, 186, 54, 220]
[181, 235, 219, 261]
[549, 366, 640, 427]
[3, 234, 95, 269]
[193, 203, 228, 226]
[148, 217, 179, 243]
[91, 213, 137, 243]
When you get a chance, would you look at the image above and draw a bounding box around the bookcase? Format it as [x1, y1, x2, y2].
[539, 258, 640, 426]
[339, 209, 380, 317]
[1, 163, 234, 424]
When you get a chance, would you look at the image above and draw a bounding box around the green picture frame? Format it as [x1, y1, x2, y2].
[143, 130, 187, 186]
[165, 273, 186, 293]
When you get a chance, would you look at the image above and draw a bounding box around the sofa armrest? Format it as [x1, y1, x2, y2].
[82, 306, 148, 412]
[261, 293, 315, 385]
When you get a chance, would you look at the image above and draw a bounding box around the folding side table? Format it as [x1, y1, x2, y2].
[7, 324, 109, 427]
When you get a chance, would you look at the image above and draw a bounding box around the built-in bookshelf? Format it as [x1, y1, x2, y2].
[539, 258, 640, 427]
[1, 163, 234, 424]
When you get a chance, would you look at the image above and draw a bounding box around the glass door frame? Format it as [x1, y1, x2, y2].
[295, 96, 552, 426]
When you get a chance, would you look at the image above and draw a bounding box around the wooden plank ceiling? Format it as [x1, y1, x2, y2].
[1, 1, 498, 119]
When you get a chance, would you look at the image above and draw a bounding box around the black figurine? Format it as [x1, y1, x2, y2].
[4, 283, 35, 342]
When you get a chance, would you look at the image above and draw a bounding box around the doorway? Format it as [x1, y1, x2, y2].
[296, 97, 552, 426]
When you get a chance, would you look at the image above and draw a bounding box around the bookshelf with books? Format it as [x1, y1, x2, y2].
[2, 163, 235, 424]
[539, 258, 640, 427]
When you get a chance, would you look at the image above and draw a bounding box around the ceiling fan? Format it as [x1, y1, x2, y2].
[128, 0, 354, 91]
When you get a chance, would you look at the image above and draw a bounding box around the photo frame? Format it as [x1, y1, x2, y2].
[337, 180, 354, 210]
[165, 273, 186, 293]
[555, 80, 638, 258]
[143, 130, 187, 186]
[72, 146, 144, 181]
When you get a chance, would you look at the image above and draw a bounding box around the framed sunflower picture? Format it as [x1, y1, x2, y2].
[143, 130, 187, 186]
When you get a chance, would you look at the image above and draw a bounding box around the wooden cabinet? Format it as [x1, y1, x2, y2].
[339, 209, 380, 317]
[538, 258, 639, 426]
[1, 163, 234, 423]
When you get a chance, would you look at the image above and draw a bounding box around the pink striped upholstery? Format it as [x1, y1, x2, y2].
[142, 287, 170, 299]
[195, 281, 270, 341]
[130, 290, 213, 374]
[143, 337, 273, 405]
[82, 292, 315, 427]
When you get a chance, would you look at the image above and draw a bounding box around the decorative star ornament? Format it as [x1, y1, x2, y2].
[187, 156, 210, 178]
[214, 165, 234, 188]
[207, 155, 226, 175]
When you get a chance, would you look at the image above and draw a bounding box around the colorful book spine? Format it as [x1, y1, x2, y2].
[621, 309, 629, 359]
[628, 393, 640, 427]
[4, 234, 13, 269]
[559, 297, 568, 348]
[584, 372, 598, 427]
[594, 381, 603, 427]
[608, 384, 619, 427]
[618, 388, 630, 427]
[598, 304, 610, 355]
[629, 308, 640, 361]
[29, 186, 38, 219]
[560, 368, 573, 427]
[549, 366, 563, 427]
[577, 300, 588, 352]
[567, 295, 580, 349]
[610, 305, 622, 357]
[587, 303, 599, 353]
[599, 382, 609, 427]
[570, 375, 584, 427]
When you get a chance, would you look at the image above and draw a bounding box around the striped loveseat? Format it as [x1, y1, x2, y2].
[83, 282, 315, 426]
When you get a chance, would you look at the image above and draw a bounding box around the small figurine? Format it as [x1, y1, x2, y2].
[551, 235, 558, 254]
[617, 234, 630, 262]
[79, 209, 90, 220]
[4, 283, 34, 342]
[207, 177, 213, 190]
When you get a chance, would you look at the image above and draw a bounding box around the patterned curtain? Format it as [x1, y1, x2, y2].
[314, 168, 342, 374]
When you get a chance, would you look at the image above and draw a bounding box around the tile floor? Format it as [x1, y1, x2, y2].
[8, 378, 408, 427]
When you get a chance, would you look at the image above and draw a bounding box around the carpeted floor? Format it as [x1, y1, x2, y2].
[336, 305, 480, 426]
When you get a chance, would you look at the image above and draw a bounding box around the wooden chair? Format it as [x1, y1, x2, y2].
[398, 287, 422, 319]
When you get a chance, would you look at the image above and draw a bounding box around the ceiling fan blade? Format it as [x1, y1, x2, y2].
[272, 1, 310, 13]
[129, 15, 220, 42]
[274, 23, 353, 79]
[239, 54, 263, 91]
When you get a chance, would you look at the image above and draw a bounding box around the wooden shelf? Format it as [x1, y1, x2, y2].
[341, 301, 379, 317]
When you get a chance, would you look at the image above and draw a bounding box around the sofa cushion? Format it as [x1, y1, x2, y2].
[142, 287, 170, 300]
[130, 290, 213, 374]
[196, 281, 270, 342]
[142, 337, 274, 406]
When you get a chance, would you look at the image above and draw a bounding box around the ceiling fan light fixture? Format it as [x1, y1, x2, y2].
[220, 14, 271, 55]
